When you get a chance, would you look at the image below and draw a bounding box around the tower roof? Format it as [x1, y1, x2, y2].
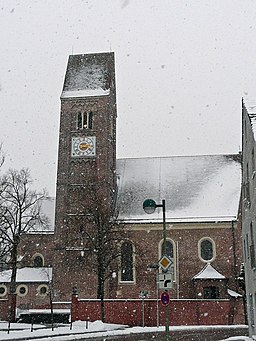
[61, 52, 115, 98]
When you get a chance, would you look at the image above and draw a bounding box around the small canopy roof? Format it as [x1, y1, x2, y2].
[193, 263, 226, 280]
[227, 288, 242, 298]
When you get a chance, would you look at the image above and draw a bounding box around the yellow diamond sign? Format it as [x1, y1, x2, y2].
[159, 256, 173, 271]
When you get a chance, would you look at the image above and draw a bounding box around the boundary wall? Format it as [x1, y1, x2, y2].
[71, 295, 245, 327]
[0, 297, 11, 321]
[0, 294, 245, 326]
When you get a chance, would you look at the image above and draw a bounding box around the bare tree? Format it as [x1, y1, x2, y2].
[0, 143, 4, 169]
[39, 267, 55, 329]
[0, 143, 6, 270]
[73, 204, 126, 322]
[0, 168, 48, 321]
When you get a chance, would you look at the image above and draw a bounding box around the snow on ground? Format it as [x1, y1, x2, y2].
[209, 333, 254, 340]
[0, 321, 252, 341]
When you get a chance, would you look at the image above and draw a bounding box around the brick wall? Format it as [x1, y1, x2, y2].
[71, 295, 245, 327]
[0, 298, 9, 321]
[0, 283, 51, 315]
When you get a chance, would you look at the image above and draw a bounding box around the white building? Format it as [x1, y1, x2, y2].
[242, 100, 256, 337]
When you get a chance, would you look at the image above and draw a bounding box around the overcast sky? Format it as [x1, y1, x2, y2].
[0, 0, 255, 196]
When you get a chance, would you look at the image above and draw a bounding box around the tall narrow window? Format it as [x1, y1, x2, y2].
[77, 112, 83, 130]
[249, 294, 255, 327]
[77, 112, 93, 130]
[244, 239, 247, 260]
[120, 241, 134, 282]
[161, 239, 174, 259]
[245, 163, 250, 201]
[159, 239, 175, 279]
[246, 234, 250, 260]
[250, 222, 256, 269]
[252, 149, 255, 172]
[88, 112, 93, 129]
[199, 238, 215, 262]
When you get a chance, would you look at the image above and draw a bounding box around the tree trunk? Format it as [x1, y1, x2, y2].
[97, 253, 105, 322]
[9, 242, 18, 322]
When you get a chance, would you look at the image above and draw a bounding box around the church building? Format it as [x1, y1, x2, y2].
[0, 52, 244, 324]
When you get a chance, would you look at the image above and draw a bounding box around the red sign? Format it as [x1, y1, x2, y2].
[161, 291, 170, 306]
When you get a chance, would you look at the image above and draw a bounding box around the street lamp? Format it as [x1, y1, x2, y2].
[143, 199, 170, 341]
[143, 199, 167, 256]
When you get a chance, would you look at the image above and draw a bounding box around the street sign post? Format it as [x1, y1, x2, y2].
[159, 273, 173, 289]
[161, 291, 170, 306]
[139, 291, 148, 327]
[159, 255, 173, 272]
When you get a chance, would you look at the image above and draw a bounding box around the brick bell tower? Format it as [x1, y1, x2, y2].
[53, 53, 117, 299]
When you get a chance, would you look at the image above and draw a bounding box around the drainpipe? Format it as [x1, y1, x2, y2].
[231, 220, 238, 291]
[176, 241, 179, 299]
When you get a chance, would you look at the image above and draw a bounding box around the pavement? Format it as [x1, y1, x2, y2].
[0, 322, 250, 341]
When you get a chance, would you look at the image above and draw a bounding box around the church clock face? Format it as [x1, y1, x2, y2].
[71, 136, 96, 157]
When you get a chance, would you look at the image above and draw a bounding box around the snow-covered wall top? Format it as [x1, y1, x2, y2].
[116, 154, 241, 223]
[61, 52, 113, 98]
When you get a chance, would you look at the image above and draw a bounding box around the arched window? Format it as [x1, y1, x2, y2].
[120, 241, 134, 282]
[77, 112, 83, 129]
[77, 112, 93, 130]
[159, 239, 175, 280]
[199, 238, 215, 262]
[161, 239, 174, 259]
[33, 254, 44, 267]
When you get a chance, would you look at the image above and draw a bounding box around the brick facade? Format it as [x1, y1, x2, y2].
[105, 221, 243, 300]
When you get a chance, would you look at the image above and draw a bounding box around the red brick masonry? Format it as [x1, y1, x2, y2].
[71, 294, 245, 327]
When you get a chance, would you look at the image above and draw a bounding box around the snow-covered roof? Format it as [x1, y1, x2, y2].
[227, 289, 242, 298]
[19, 309, 70, 315]
[61, 52, 113, 99]
[246, 103, 256, 139]
[116, 154, 241, 223]
[193, 263, 225, 280]
[248, 113, 256, 134]
[61, 89, 110, 98]
[0, 267, 52, 283]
